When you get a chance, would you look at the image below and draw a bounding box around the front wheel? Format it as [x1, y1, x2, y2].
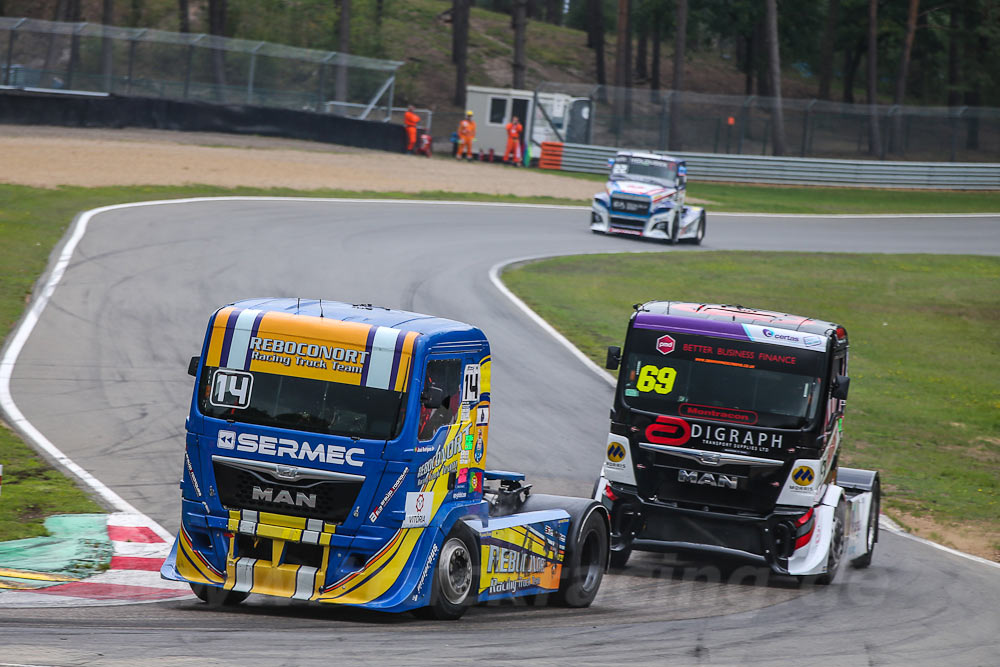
[692, 212, 706, 245]
[816, 498, 846, 585]
[852, 481, 881, 569]
[668, 216, 680, 245]
[417, 527, 478, 620]
[190, 583, 250, 606]
[555, 507, 609, 607]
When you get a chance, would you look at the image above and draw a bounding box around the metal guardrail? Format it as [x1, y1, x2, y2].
[541, 142, 1000, 190]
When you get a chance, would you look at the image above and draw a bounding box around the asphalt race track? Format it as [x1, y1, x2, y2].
[2, 199, 999, 665]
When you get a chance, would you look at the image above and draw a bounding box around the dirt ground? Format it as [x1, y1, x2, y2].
[0, 125, 601, 198]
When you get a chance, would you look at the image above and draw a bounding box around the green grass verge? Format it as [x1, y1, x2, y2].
[502, 252, 1000, 528]
[554, 171, 1000, 214]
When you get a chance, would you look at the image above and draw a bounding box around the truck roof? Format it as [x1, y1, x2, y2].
[616, 150, 682, 163]
[229, 298, 483, 339]
[637, 301, 847, 342]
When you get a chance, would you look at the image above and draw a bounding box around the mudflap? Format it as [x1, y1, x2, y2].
[838, 468, 880, 562]
[463, 509, 572, 603]
[787, 484, 844, 577]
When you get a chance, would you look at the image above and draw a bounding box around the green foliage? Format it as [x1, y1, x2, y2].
[502, 251, 1000, 525]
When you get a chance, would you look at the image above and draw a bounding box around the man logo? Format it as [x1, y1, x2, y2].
[607, 442, 627, 463]
[217, 430, 236, 449]
[792, 466, 815, 486]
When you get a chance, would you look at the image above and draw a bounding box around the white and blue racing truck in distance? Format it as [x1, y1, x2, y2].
[591, 151, 706, 244]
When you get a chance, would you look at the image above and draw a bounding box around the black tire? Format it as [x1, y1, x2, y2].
[609, 544, 632, 570]
[852, 480, 880, 569]
[555, 507, 609, 607]
[816, 498, 846, 585]
[668, 215, 680, 245]
[692, 212, 706, 245]
[190, 582, 250, 606]
[416, 526, 479, 620]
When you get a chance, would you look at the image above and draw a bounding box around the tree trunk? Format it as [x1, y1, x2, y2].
[668, 0, 687, 151]
[178, 0, 189, 33]
[866, 0, 881, 157]
[842, 38, 863, 104]
[613, 0, 628, 136]
[636, 22, 648, 81]
[587, 0, 607, 100]
[743, 30, 754, 95]
[817, 0, 839, 100]
[335, 0, 351, 106]
[754, 18, 768, 96]
[963, 3, 984, 150]
[512, 0, 528, 89]
[545, 0, 561, 24]
[651, 19, 661, 92]
[208, 0, 228, 101]
[890, 0, 918, 152]
[764, 0, 786, 156]
[101, 0, 114, 92]
[947, 2, 961, 106]
[376, 0, 384, 27]
[453, 0, 470, 107]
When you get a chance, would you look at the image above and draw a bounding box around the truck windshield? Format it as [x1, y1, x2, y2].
[613, 156, 677, 183]
[621, 329, 826, 430]
[198, 366, 406, 440]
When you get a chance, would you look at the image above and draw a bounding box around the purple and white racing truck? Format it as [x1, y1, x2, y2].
[590, 151, 706, 244]
[596, 301, 880, 583]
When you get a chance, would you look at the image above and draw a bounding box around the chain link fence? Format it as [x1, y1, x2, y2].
[1, 17, 403, 118]
[536, 82, 1000, 163]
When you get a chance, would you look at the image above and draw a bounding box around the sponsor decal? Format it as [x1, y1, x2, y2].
[476, 405, 490, 426]
[469, 471, 483, 494]
[485, 545, 550, 595]
[369, 467, 408, 523]
[460, 450, 470, 465]
[417, 424, 471, 483]
[474, 432, 484, 463]
[678, 470, 739, 490]
[248, 336, 369, 373]
[679, 403, 758, 425]
[251, 485, 317, 508]
[656, 334, 676, 355]
[412, 543, 439, 602]
[762, 328, 800, 343]
[413, 444, 436, 454]
[792, 466, 815, 486]
[645, 415, 691, 445]
[216, 430, 363, 467]
[403, 491, 433, 528]
[457, 468, 469, 485]
[463, 432, 475, 451]
[803, 335, 823, 347]
[607, 442, 627, 463]
[644, 418, 784, 452]
[184, 452, 202, 497]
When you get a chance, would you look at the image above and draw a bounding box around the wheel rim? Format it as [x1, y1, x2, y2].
[439, 538, 473, 605]
[577, 527, 604, 594]
[697, 217, 705, 241]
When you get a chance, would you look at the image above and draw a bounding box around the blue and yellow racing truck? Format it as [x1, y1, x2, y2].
[161, 299, 609, 619]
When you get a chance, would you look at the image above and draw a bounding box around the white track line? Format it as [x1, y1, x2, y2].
[1, 195, 996, 573]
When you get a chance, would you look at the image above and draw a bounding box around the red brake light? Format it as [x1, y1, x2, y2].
[604, 485, 619, 502]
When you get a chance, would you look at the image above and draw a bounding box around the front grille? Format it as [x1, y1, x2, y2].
[214, 462, 362, 523]
[610, 197, 650, 216]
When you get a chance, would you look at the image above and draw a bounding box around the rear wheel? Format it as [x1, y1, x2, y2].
[417, 526, 478, 620]
[555, 508, 608, 607]
[190, 583, 249, 606]
[816, 498, 846, 585]
[852, 481, 880, 569]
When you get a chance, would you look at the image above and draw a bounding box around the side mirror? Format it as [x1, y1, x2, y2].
[605, 346, 621, 371]
[421, 385, 446, 409]
[188, 356, 200, 377]
[831, 375, 850, 400]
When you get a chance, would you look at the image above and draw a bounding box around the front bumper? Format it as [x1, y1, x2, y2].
[603, 482, 807, 574]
